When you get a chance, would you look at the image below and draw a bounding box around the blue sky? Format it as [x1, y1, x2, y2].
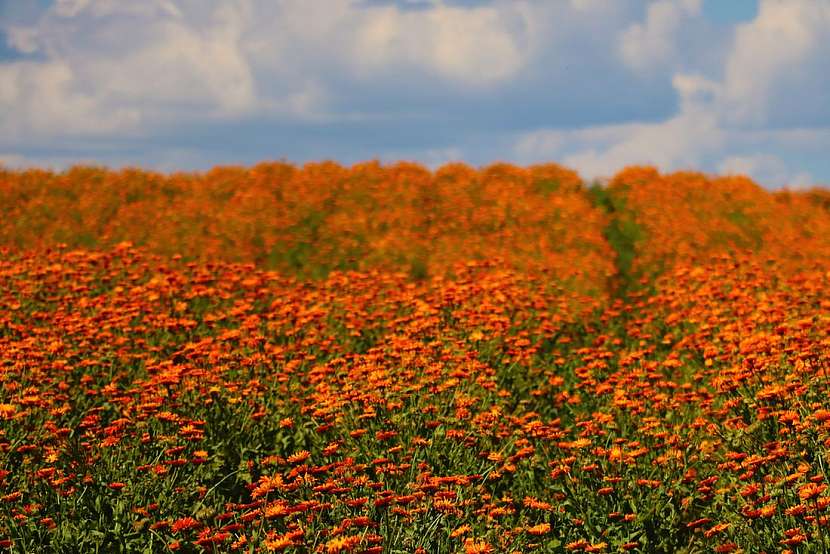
[1, 0, 829, 188]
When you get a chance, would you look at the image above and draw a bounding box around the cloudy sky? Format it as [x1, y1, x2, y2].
[1, 0, 828, 188]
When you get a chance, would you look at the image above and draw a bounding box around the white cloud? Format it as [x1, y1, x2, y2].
[0, 0, 545, 142]
[563, 115, 720, 178]
[350, 3, 531, 85]
[619, 0, 702, 72]
[516, 115, 722, 180]
[721, 0, 830, 126]
[718, 154, 813, 189]
[0, 60, 142, 136]
[516, 0, 830, 187]
[0, 1, 259, 140]
[515, 114, 823, 189]
[514, 73, 723, 178]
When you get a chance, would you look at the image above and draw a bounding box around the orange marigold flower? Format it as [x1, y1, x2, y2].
[251, 474, 285, 498]
[2, 492, 22, 503]
[263, 501, 290, 519]
[704, 523, 730, 538]
[780, 529, 807, 546]
[263, 534, 294, 551]
[527, 523, 551, 536]
[325, 534, 361, 553]
[463, 539, 494, 554]
[287, 450, 310, 464]
[740, 483, 760, 497]
[170, 517, 200, 533]
[0, 404, 17, 419]
[785, 504, 807, 516]
[758, 503, 777, 518]
[799, 483, 827, 501]
[686, 518, 712, 529]
[451, 525, 472, 538]
[566, 539, 589, 551]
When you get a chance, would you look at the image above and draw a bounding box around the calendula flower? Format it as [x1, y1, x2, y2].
[463, 539, 494, 554]
[799, 483, 827, 501]
[170, 517, 199, 533]
[527, 523, 551, 536]
[324, 534, 361, 553]
[0, 404, 17, 419]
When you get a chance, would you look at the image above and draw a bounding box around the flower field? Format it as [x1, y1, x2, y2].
[2, 163, 830, 553]
[0, 162, 613, 294]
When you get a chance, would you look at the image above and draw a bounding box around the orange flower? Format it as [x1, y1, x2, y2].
[263, 534, 294, 551]
[0, 404, 17, 419]
[463, 539, 494, 554]
[251, 474, 285, 498]
[170, 517, 199, 533]
[704, 523, 730, 538]
[527, 523, 551, 536]
[324, 534, 361, 553]
[799, 483, 827, 501]
[451, 525, 471, 538]
[287, 450, 310, 464]
[2, 492, 22, 503]
[263, 501, 290, 519]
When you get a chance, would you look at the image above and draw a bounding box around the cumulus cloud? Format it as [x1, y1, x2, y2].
[514, 74, 724, 178]
[718, 154, 813, 190]
[0, 60, 142, 136]
[721, 0, 830, 127]
[1, 0, 258, 141]
[348, 2, 532, 85]
[515, 0, 829, 188]
[1, 0, 543, 143]
[619, 0, 702, 72]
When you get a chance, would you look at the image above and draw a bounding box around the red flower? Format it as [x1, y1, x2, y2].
[171, 517, 200, 533]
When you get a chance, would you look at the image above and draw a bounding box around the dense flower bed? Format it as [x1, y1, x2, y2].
[1, 245, 829, 552]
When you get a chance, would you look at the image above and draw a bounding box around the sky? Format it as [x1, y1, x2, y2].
[1, 0, 828, 189]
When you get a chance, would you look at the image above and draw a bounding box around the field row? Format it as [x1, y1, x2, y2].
[4, 163, 830, 293]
